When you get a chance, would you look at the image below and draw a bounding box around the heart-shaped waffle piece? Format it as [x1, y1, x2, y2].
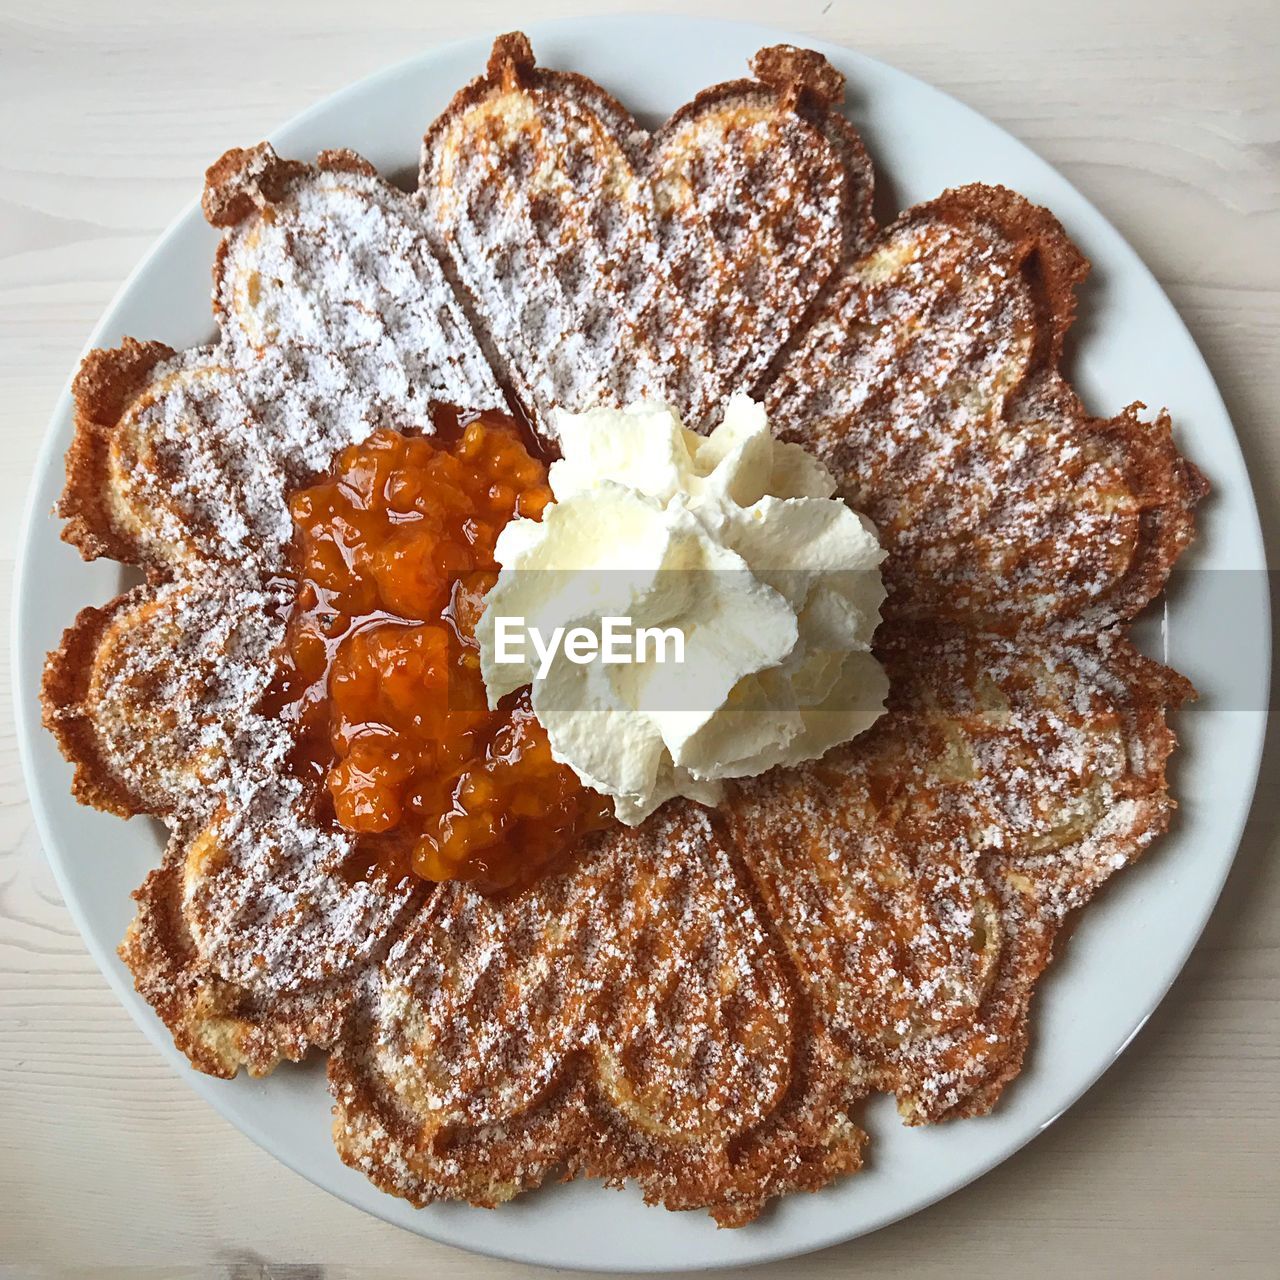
[420, 32, 874, 434]
[727, 624, 1191, 1125]
[764, 184, 1207, 631]
[330, 804, 867, 1228]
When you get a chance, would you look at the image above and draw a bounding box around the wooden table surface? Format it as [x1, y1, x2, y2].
[2, 1, 1276, 1276]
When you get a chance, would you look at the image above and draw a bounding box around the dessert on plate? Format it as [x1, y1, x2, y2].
[42, 32, 1206, 1226]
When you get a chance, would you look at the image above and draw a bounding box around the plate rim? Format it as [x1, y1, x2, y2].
[12, 13, 1271, 1272]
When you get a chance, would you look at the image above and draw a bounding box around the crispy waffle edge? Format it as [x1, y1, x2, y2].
[59, 339, 177, 566]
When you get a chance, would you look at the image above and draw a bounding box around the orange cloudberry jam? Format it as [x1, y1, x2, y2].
[268, 408, 614, 891]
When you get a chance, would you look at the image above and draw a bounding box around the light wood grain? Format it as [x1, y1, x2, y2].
[1, 1, 1277, 1276]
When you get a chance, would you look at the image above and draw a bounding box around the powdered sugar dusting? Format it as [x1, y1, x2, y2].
[63, 148, 505, 1073]
[420, 53, 868, 434]
[765, 205, 1201, 631]
[726, 624, 1188, 1124]
[331, 806, 851, 1224]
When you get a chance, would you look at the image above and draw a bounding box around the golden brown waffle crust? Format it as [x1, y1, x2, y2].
[202, 145, 376, 226]
[43, 586, 156, 816]
[59, 339, 176, 566]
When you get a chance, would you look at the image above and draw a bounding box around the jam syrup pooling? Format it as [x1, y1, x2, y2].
[268, 408, 613, 891]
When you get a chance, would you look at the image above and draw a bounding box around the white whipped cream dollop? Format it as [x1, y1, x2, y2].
[476, 395, 888, 826]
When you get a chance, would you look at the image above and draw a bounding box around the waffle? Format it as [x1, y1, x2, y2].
[59, 148, 504, 577]
[330, 803, 865, 1225]
[45, 146, 501, 1075]
[331, 625, 1188, 1224]
[728, 624, 1191, 1127]
[421, 33, 874, 435]
[42, 34, 1205, 1223]
[765, 184, 1207, 631]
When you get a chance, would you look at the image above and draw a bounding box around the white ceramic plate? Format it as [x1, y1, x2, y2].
[13, 14, 1270, 1272]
